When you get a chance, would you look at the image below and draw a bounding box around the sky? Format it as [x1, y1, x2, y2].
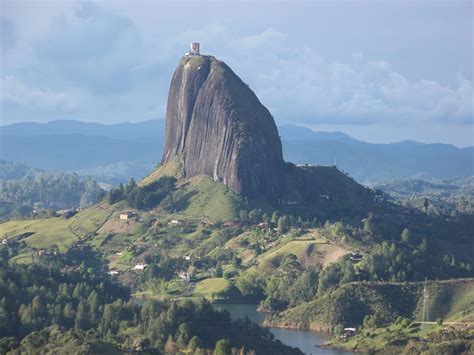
[0, 0, 473, 146]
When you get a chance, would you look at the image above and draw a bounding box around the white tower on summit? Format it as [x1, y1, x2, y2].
[189, 42, 200, 56]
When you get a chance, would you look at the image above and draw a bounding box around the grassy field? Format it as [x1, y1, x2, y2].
[259, 239, 349, 272]
[140, 158, 184, 186]
[170, 175, 244, 222]
[0, 205, 113, 261]
[192, 278, 230, 299]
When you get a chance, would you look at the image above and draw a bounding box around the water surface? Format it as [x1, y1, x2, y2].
[213, 303, 352, 355]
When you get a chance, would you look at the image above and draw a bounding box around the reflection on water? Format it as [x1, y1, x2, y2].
[213, 304, 353, 355]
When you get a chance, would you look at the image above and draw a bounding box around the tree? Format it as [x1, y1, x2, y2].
[287, 271, 317, 307]
[164, 334, 178, 354]
[188, 336, 201, 352]
[74, 300, 90, 330]
[214, 339, 232, 355]
[333, 324, 344, 337]
[362, 216, 373, 234]
[248, 209, 261, 224]
[401, 228, 411, 244]
[277, 215, 290, 234]
[176, 323, 191, 348]
[271, 211, 280, 225]
[236, 270, 263, 297]
[423, 198, 429, 212]
[239, 210, 248, 222]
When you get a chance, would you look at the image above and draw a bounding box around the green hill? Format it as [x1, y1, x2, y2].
[266, 278, 474, 332]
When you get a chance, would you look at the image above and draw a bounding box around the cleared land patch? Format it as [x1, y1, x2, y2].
[259, 240, 349, 272]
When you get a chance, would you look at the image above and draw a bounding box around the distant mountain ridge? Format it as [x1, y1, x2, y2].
[1, 119, 164, 139]
[1, 119, 472, 184]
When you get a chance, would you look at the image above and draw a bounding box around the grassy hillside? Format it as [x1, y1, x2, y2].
[323, 279, 474, 354]
[139, 157, 184, 186]
[0, 204, 113, 263]
[266, 279, 474, 332]
[168, 175, 245, 222]
[258, 238, 349, 272]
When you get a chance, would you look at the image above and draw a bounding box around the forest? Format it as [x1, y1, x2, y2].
[0, 256, 300, 354]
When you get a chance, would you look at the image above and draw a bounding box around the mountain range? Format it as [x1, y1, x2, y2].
[1, 119, 472, 185]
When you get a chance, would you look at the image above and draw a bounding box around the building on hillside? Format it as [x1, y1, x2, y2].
[2, 239, 8, 245]
[178, 272, 191, 282]
[119, 211, 137, 220]
[223, 221, 240, 228]
[350, 251, 364, 262]
[108, 269, 120, 276]
[133, 263, 147, 271]
[343, 328, 357, 338]
[168, 219, 183, 226]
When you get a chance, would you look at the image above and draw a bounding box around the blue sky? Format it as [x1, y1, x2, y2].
[1, 0, 472, 146]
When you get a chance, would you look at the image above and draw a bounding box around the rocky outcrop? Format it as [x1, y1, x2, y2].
[162, 55, 285, 203]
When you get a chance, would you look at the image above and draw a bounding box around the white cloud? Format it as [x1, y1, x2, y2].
[218, 28, 473, 126]
[0, 1, 472, 144]
[1, 76, 83, 111]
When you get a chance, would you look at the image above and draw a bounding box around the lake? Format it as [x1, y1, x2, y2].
[213, 303, 353, 355]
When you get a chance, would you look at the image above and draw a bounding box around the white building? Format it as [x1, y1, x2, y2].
[178, 272, 191, 282]
[133, 263, 147, 271]
[186, 42, 200, 56]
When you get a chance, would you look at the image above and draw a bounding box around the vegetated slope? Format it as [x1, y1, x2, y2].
[375, 176, 474, 199]
[162, 55, 285, 203]
[258, 239, 349, 273]
[282, 135, 474, 184]
[0, 204, 113, 262]
[164, 175, 245, 222]
[375, 176, 474, 215]
[0, 159, 42, 180]
[0, 160, 104, 218]
[279, 164, 374, 220]
[266, 278, 474, 331]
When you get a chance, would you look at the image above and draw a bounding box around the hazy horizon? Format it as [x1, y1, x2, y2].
[1, 117, 472, 148]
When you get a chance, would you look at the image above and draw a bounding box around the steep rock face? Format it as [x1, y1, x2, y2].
[162, 55, 284, 203]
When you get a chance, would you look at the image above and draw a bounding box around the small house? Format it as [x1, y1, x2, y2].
[133, 263, 147, 271]
[223, 221, 240, 228]
[178, 272, 191, 282]
[168, 219, 182, 226]
[183, 255, 191, 261]
[108, 269, 119, 276]
[344, 328, 357, 338]
[2, 239, 8, 245]
[350, 252, 364, 262]
[119, 211, 137, 220]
